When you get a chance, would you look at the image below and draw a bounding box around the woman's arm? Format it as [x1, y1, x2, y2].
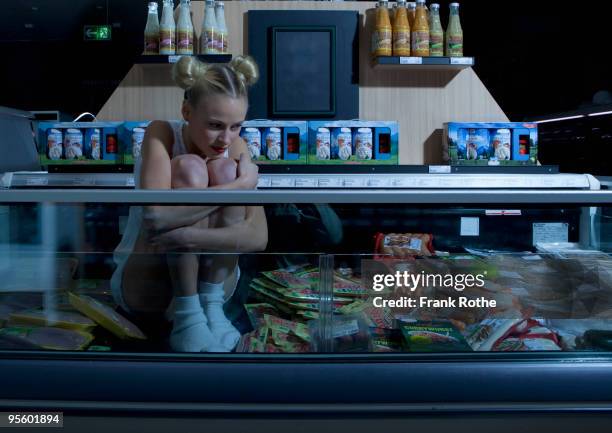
[152, 205, 268, 253]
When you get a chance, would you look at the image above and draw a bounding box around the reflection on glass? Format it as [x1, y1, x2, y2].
[0, 204, 611, 355]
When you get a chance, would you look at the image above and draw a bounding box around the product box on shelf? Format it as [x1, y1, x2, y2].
[308, 120, 398, 164]
[240, 120, 308, 164]
[37, 122, 122, 166]
[444, 122, 538, 166]
[119, 121, 151, 165]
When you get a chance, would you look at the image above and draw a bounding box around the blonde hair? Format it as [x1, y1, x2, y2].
[172, 55, 259, 107]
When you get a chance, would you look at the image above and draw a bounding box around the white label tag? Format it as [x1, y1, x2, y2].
[256, 177, 271, 188]
[26, 177, 48, 186]
[168, 55, 181, 64]
[532, 223, 569, 246]
[428, 165, 451, 174]
[450, 57, 473, 65]
[125, 176, 135, 187]
[460, 217, 479, 236]
[498, 270, 523, 279]
[399, 56, 423, 65]
[332, 320, 359, 338]
[294, 178, 317, 188]
[409, 237, 422, 251]
[270, 178, 295, 188]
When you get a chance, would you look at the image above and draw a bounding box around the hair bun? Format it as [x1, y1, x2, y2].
[172, 56, 209, 90]
[229, 55, 259, 87]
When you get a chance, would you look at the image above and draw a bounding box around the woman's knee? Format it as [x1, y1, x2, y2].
[207, 158, 238, 186]
[171, 154, 209, 188]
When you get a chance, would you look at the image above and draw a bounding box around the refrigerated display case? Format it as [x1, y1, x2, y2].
[1, 180, 612, 431]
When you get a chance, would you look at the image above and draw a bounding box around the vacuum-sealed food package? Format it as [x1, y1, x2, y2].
[0, 326, 93, 351]
[69, 293, 146, 340]
[8, 309, 96, 332]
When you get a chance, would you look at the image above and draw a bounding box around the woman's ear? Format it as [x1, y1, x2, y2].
[181, 101, 192, 123]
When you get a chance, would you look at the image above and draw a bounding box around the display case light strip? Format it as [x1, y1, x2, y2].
[587, 110, 612, 117]
[533, 115, 585, 124]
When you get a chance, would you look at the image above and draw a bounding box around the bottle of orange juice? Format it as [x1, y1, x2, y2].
[407, 2, 416, 29]
[372, 0, 392, 57]
[393, 0, 410, 56]
[411, 0, 429, 56]
[429, 3, 444, 56]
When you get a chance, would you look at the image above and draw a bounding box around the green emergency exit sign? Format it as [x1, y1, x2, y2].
[83, 25, 112, 41]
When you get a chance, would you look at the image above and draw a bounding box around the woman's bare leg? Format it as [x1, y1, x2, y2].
[198, 158, 245, 350]
[167, 154, 225, 352]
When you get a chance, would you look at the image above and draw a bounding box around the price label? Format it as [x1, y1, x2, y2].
[399, 57, 423, 65]
[256, 177, 271, 188]
[168, 55, 181, 64]
[294, 178, 317, 188]
[428, 165, 451, 174]
[450, 57, 473, 65]
[26, 177, 48, 186]
[317, 178, 343, 188]
[125, 176, 135, 187]
[270, 177, 295, 188]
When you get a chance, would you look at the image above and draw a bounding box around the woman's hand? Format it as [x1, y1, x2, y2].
[236, 152, 259, 189]
[150, 226, 195, 252]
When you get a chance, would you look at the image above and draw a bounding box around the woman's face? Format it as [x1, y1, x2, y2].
[183, 93, 248, 159]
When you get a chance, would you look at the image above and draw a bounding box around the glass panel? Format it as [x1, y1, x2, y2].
[323, 204, 612, 353]
[1, 202, 611, 356]
[0, 202, 321, 354]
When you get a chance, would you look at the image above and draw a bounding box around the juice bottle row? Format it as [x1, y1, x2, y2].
[372, 0, 464, 58]
[144, 0, 228, 56]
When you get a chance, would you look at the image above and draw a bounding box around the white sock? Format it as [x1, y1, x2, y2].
[169, 295, 227, 353]
[199, 281, 241, 351]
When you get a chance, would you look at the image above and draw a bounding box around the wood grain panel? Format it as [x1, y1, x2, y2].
[97, 1, 508, 164]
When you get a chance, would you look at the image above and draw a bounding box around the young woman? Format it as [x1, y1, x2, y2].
[111, 55, 268, 353]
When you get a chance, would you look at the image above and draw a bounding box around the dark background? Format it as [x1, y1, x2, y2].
[0, 0, 610, 120]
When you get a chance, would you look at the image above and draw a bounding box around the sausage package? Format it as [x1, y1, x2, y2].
[375, 232, 435, 258]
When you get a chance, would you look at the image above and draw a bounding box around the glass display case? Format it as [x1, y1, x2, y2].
[1, 184, 612, 419]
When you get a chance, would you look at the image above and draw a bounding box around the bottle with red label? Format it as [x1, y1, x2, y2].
[159, 0, 176, 55]
[201, 0, 218, 54]
[144, 2, 160, 55]
[177, 0, 194, 55]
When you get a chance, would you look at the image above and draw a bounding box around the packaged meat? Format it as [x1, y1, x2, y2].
[68, 293, 146, 340]
[0, 326, 93, 351]
[375, 232, 435, 257]
[9, 309, 96, 332]
[400, 320, 472, 352]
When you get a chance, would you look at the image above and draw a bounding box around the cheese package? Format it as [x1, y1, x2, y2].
[68, 293, 146, 340]
[9, 309, 96, 332]
[0, 326, 93, 351]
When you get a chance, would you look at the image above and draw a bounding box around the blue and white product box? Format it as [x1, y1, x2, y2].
[307, 120, 398, 165]
[119, 121, 151, 165]
[240, 120, 308, 164]
[444, 122, 538, 166]
[37, 121, 122, 166]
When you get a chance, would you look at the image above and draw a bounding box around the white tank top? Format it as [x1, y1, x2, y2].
[110, 120, 228, 310]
